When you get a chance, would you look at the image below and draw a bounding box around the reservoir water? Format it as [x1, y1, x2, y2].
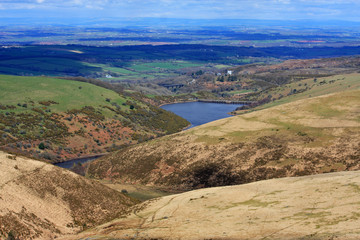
[54, 155, 101, 169]
[161, 102, 242, 128]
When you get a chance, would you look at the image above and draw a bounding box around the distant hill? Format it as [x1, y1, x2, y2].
[166, 56, 360, 99]
[0, 151, 136, 239]
[67, 170, 360, 240]
[87, 86, 360, 190]
[234, 72, 360, 113]
[2, 46, 360, 79]
[0, 75, 189, 162]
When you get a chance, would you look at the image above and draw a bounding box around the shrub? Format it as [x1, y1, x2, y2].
[38, 142, 45, 150]
[7, 231, 16, 240]
[185, 162, 242, 188]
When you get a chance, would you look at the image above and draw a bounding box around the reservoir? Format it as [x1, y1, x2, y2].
[54, 155, 101, 169]
[161, 102, 242, 128]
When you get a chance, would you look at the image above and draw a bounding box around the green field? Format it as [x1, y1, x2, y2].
[84, 60, 205, 82]
[135, 61, 202, 70]
[0, 75, 133, 113]
[214, 64, 232, 69]
[86, 61, 203, 81]
[84, 63, 137, 75]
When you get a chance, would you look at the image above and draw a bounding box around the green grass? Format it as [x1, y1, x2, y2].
[214, 64, 232, 69]
[307, 101, 343, 118]
[0, 75, 132, 113]
[84, 61, 199, 81]
[126, 188, 171, 201]
[84, 63, 137, 75]
[129, 61, 202, 72]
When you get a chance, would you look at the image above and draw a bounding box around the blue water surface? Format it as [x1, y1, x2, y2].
[161, 102, 242, 128]
[54, 155, 101, 169]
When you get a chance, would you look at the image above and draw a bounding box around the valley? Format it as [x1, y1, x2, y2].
[1, 11, 360, 240]
[1, 53, 360, 239]
[1, 54, 359, 239]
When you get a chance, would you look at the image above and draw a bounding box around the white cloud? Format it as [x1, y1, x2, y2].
[274, 0, 291, 4]
[0, 0, 359, 21]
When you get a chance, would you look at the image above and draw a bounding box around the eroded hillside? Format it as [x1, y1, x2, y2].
[0, 151, 136, 239]
[0, 75, 189, 162]
[87, 89, 360, 190]
[68, 170, 360, 240]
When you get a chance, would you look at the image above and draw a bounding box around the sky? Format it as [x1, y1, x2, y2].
[0, 0, 360, 23]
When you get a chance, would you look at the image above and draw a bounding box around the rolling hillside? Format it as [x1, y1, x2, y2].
[235, 72, 360, 113]
[0, 151, 136, 239]
[0, 75, 189, 162]
[87, 87, 360, 190]
[67, 170, 360, 240]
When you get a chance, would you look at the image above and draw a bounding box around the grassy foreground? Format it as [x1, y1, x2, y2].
[67, 170, 360, 240]
[0, 151, 136, 240]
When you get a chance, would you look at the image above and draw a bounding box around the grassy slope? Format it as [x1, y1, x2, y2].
[87, 76, 360, 190]
[68, 170, 360, 240]
[243, 73, 360, 113]
[0, 75, 189, 161]
[0, 151, 136, 240]
[0, 74, 130, 113]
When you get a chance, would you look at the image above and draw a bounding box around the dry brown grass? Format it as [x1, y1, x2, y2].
[67, 170, 360, 240]
[0, 151, 136, 239]
[87, 89, 360, 190]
